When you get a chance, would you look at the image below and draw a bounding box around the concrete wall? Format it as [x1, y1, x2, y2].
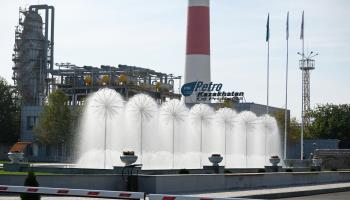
[20, 106, 42, 142]
[235, 103, 289, 117]
[138, 172, 350, 193]
[2, 172, 350, 193]
[315, 149, 350, 169]
[288, 139, 340, 159]
[0, 174, 125, 191]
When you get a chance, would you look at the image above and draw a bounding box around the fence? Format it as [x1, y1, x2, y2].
[0, 185, 145, 199]
[0, 185, 260, 199]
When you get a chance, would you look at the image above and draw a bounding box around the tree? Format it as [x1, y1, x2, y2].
[273, 110, 301, 144]
[0, 77, 20, 143]
[215, 98, 235, 110]
[34, 89, 72, 146]
[308, 104, 350, 140]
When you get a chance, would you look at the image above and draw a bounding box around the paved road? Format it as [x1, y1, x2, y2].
[2, 191, 350, 199]
[276, 191, 350, 200]
[0, 196, 101, 200]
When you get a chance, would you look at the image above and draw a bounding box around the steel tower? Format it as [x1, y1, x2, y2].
[298, 51, 318, 126]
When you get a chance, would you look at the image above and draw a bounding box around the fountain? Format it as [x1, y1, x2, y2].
[189, 104, 214, 168]
[76, 88, 282, 169]
[159, 99, 188, 168]
[125, 94, 158, 165]
[215, 108, 237, 166]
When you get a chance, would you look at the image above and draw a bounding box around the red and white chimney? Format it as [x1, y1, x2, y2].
[184, 0, 211, 103]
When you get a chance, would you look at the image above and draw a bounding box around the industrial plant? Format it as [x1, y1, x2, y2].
[12, 5, 181, 106]
[13, 5, 182, 161]
[12, 3, 286, 162]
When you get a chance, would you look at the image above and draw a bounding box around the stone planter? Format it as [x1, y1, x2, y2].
[269, 156, 281, 167]
[120, 155, 138, 166]
[8, 152, 24, 163]
[312, 158, 322, 167]
[208, 154, 223, 167]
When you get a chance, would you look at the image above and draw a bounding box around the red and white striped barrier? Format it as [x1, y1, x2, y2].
[0, 185, 145, 199]
[148, 194, 259, 200]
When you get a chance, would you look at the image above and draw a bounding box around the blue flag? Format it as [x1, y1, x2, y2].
[266, 13, 270, 42]
[286, 12, 289, 40]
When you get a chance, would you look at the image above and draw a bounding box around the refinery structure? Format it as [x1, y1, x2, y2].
[13, 5, 181, 107]
[12, 5, 55, 106]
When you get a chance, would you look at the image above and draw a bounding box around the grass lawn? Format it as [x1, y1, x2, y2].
[0, 170, 57, 175]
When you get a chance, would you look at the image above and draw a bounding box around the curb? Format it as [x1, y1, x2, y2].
[242, 186, 350, 199]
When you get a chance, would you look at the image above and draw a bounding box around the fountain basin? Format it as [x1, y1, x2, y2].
[120, 155, 138, 166]
[8, 152, 24, 163]
[269, 156, 281, 166]
[209, 154, 223, 166]
[312, 158, 322, 167]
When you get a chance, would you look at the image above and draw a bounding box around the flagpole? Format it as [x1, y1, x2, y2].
[266, 13, 270, 115]
[267, 40, 270, 114]
[300, 11, 305, 160]
[284, 12, 289, 160]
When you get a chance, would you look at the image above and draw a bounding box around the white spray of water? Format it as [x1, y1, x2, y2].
[215, 108, 237, 166]
[125, 94, 158, 167]
[159, 99, 189, 168]
[189, 104, 214, 168]
[76, 88, 283, 169]
[76, 88, 124, 169]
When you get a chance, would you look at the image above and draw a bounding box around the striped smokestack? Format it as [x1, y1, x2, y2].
[184, 0, 211, 103]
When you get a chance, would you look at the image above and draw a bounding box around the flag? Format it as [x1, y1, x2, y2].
[266, 13, 270, 42]
[300, 11, 304, 39]
[286, 12, 289, 40]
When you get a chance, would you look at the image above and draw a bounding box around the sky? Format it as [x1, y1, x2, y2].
[0, 0, 349, 120]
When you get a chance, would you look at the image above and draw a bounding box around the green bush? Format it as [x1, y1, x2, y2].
[178, 168, 190, 174]
[20, 171, 40, 200]
[224, 169, 232, 173]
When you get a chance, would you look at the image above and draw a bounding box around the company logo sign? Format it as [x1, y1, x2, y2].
[181, 81, 244, 101]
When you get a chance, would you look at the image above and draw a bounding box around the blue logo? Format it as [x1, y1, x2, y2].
[181, 82, 197, 96]
[181, 81, 244, 101]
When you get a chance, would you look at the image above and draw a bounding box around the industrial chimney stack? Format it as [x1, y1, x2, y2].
[184, 0, 211, 103]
